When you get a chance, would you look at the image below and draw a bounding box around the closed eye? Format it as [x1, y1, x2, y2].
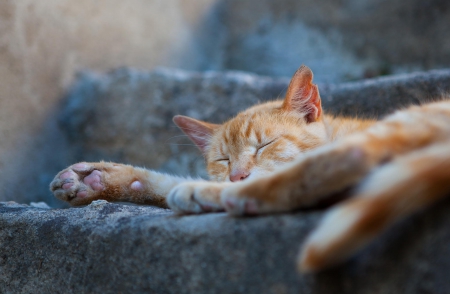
[216, 158, 229, 162]
[256, 140, 276, 155]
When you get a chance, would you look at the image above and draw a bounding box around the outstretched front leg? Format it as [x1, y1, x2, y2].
[50, 161, 187, 207]
[221, 101, 450, 215]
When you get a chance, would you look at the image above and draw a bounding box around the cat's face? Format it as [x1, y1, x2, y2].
[174, 65, 326, 182]
[205, 101, 327, 181]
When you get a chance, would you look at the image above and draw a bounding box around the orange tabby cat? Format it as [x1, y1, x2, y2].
[51, 65, 450, 273]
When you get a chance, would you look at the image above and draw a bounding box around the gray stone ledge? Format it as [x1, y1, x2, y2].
[1, 197, 450, 293]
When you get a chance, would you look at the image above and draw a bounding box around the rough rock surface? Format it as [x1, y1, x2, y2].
[1, 197, 450, 293]
[221, 0, 450, 81]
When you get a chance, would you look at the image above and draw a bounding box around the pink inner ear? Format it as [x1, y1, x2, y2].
[283, 65, 322, 123]
[173, 115, 219, 155]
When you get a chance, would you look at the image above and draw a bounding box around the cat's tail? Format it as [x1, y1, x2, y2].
[298, 140, 450, 273]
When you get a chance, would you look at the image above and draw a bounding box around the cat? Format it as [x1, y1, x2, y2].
[50, 65, 450, 274]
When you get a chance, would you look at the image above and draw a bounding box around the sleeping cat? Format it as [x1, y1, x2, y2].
[50, 65, 450, 273]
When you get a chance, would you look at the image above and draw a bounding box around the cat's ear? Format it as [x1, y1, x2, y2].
[173, 115, 220, 155]
[282, 65, 322, 123]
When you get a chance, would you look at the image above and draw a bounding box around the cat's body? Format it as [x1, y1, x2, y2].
[51, 66, 450, 273]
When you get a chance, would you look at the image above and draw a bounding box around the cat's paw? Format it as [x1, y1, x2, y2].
[167, 182, 229, 214]
[220, 179, 279, 216]
[50, 163, 105, 206]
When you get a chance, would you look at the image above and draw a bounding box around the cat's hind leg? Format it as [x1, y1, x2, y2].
[299, 140, 450, 273]
[50, 162, 186, 207]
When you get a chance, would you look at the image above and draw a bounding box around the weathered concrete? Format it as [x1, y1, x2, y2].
[1, 197, 450, 293]
[321, 68, 450, 117]
[221, 0, 450, 81]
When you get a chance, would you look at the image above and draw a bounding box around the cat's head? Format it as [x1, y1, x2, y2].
[173, 65, 327, 182]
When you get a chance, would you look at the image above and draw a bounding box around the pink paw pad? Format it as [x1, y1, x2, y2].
[60, 171, 73, 180]
[244, 200, 260, 215]
[77, 191, 88, 198]
[199, 204, 214, 212]
[62, 183, 74, 190]
[130, 181, 144, 191]
[225, 197, 237, 209]
[73, 163, 89, 171]
[83, 170, 104, 191]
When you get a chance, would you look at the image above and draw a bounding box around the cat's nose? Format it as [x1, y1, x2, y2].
[230, 171, 250, 182]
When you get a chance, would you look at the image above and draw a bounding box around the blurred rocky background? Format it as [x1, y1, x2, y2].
[2, 1, 450, 292]
[0, 0, 449, 207]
